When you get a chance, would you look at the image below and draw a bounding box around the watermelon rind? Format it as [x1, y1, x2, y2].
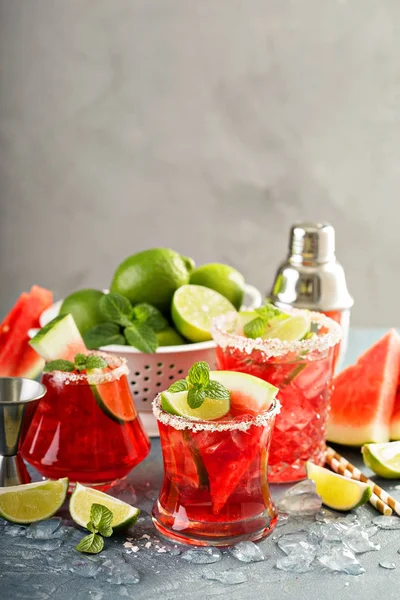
[29, 314, 86, 361]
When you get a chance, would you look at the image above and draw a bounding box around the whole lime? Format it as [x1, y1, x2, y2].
[110, 248, 195, 314]
[156, 327, 186, 346]
[59, 289, 105, 335]
[189, 263, 245, 310]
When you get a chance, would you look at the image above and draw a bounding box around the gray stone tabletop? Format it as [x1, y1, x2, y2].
[1, 328, 400, 600]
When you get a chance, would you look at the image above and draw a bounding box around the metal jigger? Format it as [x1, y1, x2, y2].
[0, 377, 46, 487]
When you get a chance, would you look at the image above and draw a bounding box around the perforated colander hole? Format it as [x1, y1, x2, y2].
[134, 371, 140, 377]
[168, 375, 174, 380]
[157, 362, 162, 367]
[156, 383, 161, 387]
[144, 388, 149, 392]
[178, 369, 184, 375]
[144, 376, 149, 381]
[134, 391, 139, 395]
[144, 365, 151, 370]
[157, 371, 162, 376]
[130, 381, 136, 386]
[143, 398, 148, 402]
[169, 364, 175, 369]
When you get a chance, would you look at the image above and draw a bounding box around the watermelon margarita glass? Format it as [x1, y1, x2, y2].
[152, 371, 281, 546]
[21, 353, 150, 489]
[212, 310, 342, 484]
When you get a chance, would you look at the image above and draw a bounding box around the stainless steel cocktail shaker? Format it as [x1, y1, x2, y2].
[268, 222, 353, 367]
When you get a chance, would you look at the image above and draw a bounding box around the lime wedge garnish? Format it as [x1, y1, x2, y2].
[306, 462, 372, 511]
[161, 390, 230, 420]
[0, 478, 68, 524]
[362, 442, 400, 478]
[171, 284, 236, 342]
[263, 312, 311, 341]
[70, 483, 140, 530]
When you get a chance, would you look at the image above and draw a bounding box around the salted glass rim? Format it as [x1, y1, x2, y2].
[211, 308, 342, 359]
[152, 394, 281, 432]
[44, 351, 129, 385]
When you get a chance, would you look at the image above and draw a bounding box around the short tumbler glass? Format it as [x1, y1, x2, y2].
[152, 394, 280, 546]
[212, 310, 342, 484]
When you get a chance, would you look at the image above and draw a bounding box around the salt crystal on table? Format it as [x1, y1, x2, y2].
[145, 542, 152, 549]
[123, 542, 133, 548]
[141, 534, 151, 539]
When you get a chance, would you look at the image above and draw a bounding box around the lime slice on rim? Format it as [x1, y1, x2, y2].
[70, 483, 140, 530]
[362, 441, 400, 478]
[161, 390, 230, 420]
[0, 478, 68, 524]
[171, 284, 236, 342]
[306, 462, 372, 511]
[262, 312, 311, 341]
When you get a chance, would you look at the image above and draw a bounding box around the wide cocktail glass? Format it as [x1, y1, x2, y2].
[21, 353, 150, 489]
[212, 310, 341, 484]
[152, 394, 280, 546]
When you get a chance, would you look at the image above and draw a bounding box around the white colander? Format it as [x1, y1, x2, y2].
[39, 285, 262, 436]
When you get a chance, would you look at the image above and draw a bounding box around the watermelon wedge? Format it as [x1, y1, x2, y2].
[0, 286, 53, 378]
[29, 313, 86, 362]
[390, 383, 400, 440]
[327, 329, 400, 446]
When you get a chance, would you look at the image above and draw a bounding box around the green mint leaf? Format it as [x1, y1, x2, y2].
[124, 323, 158, 353]
[243, 317, 267, 339]
[74, 353, 87, 369]
[188, 362, 210, 387]
[98, 524, 113, 538]
[302, 331, 316, 340]
[168, 379, 189, 393]
[187, 385, 206, 409]
[76, 533, 104, 554]
[255, 303, 288, 322]
[86, 356, 108, 370]
[43, 359, 75, 373]
[100, 293, 133, 327]
[204, 380, 231, 401]
[90, 503, 113, 532]
[86, 520, 97, 534]
[132, 303, 168, 332]
[83, 322, 125, 350]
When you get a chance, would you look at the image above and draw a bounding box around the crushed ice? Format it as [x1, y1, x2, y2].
[229, 541, 265, 563]
[181, 548, 222, 564]
[277, 480, 322, 516]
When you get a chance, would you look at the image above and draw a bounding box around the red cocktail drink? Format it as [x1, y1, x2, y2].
[212, 311, 341, 484]
[152, 394, 280, 546]
[21, 354, 150, 488]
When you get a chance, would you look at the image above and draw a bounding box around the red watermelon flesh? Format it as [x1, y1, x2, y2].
[0, 286, 53, 378]
[327, 329, 400, 446]
[390, 381, 400, 440]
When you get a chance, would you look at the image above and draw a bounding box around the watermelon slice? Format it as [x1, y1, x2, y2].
[327, 329, 400, 446]
[390, 383, 400, 440]
[29, 314, 86, 362]
[0, 286, 53, 378]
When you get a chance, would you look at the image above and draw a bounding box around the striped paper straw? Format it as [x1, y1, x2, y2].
[325, 451, 392, 516]
[326, 446, 400, 516]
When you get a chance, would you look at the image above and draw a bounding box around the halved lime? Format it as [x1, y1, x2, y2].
[306, 462, 372, 511]
[362, 441, 400, 478]
[70, 483, 140, 530]
[0, 478, 68, 524]
[263, 312, 311, 341]
[161, 390, 230, 420]
[171, 284, 236, 342]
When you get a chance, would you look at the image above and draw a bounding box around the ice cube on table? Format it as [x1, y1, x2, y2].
[343, 527, 380, 554]
[229, 541, 265, 563]
[202, 569, 247, 585]
[277, 530, 316, 555]
[318, 546, 365, 575]
[26, 518, 62, 539]
[276, 546, 315, 574]
[373, 516, 400, 530]
[379, 561, 396, 570]
[181, 548, 222, 564]
[277, 480, 322, 516]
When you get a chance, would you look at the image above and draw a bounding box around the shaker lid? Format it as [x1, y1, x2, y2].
[289, 222, 335, 264]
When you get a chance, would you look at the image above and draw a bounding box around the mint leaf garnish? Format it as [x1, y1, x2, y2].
[86, 521, 97, 534]
[100, 293, 133, 328]
[90, 503, 113, 532]
[204, 380, 230, 400]
[43, 359, 75, 373]
[243, 316, 267, 339]
[168, 379, 189, 393]
[83, 322, 125, 350]
[132, 303, 168, 332]
[187, 385, 206, 409]
[74, 353, 87, 368]
[124, 323, 158, 353]
[255, 303, 287, 321]
[86, 356, 108, 370]
[76, 533, 104, 554]
[188, 362, 210, 386]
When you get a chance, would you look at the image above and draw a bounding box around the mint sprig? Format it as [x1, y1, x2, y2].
[168, 361, 230, 410]
[43, 354, 108, 373]
[243, 303, 288, 339]
[76, 503, 114, 555]
[43, 359, 75, 372]
[84, 293, 169, 353]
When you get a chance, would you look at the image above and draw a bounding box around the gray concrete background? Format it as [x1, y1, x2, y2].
[1, 0, 400, 325]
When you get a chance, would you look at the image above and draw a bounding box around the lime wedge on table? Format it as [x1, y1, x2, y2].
[0, 478, 68, 524]
[306, 462, 372, 511]
[171, 284, 236, 342]
[362, 441, 400, 478]
[70, 483, 140, 530]
[161, 390, 230, 420]
[263, 312, 311, 341]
